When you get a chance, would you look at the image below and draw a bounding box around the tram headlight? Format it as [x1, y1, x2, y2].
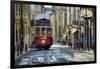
[41, 40, 46, 44]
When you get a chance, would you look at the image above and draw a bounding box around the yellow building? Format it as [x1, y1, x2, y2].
[15, 4, 32, 57]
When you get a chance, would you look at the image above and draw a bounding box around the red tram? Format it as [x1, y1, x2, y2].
[33, 18, 53, 50]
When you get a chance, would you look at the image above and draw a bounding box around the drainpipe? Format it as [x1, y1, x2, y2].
[20, 4, 24, 55]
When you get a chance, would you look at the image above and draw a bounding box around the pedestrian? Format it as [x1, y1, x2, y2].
[17, 44, 19, 56]
[74, 38, 79, 49]
[79, 33, 84, 49]
[25, 44, 27, 52]
[69, 41, 72, 48]
[20, 40, 24, 55]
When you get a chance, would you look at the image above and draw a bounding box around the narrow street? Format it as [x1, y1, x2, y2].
[15, 43, 94, 65]
[14, 4, 96, 66]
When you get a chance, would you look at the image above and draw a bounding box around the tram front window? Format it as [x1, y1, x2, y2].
[42, 28, 46, 36]
[47, 28, 52, 35]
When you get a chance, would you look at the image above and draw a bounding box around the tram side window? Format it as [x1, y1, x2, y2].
[42, 28, 46, 35]
[47, 28, 52, 35]
[36, 28, 40, 35]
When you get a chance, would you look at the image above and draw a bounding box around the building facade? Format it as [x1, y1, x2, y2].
[15, 4, 32, 57]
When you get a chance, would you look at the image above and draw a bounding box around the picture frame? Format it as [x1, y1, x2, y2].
[11, 0, 96, 68]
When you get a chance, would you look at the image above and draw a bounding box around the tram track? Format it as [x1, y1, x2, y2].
[44, 50, 49, 64]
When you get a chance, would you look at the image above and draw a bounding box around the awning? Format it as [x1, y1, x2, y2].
[71, 28, 78, 34]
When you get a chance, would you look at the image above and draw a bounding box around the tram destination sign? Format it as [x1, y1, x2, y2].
[36, 18, 51, 26]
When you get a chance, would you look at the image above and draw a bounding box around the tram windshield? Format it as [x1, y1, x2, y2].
[42, 28, 46, 35]
[35, 27, 52, 36]
[47, 28, 52, 35]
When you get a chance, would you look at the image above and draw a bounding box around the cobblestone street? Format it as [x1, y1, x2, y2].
[15, 43, 94, 65]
